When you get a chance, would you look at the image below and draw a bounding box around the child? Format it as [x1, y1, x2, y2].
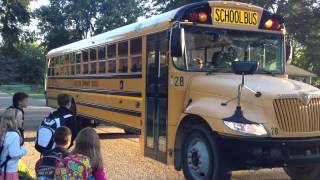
[73, 127, 107, 180]
[8, 92, 29, 141]
[0, 109, 27, 180]
[55, 94, 79, 142]
[42, 126, 72, 158]
[35, 126, 72, 179]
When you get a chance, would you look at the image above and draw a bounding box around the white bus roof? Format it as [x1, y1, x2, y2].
[46, 9, 179, 58]
[47, 1, 265, 58]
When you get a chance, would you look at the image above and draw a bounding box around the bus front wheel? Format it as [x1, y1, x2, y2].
[182, 125, 230, 180]
[284, 166, 320, 180]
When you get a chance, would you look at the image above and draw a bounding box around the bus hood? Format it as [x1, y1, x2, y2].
[189, 74, 320, 106]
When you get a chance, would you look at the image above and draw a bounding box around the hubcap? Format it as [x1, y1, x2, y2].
[187, 137, 210, 179]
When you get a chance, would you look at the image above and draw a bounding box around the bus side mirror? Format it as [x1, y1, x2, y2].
[170, 27, 185, 58]
[286, 42, 293, 64]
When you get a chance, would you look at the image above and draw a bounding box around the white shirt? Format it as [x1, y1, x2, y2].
[0, 131, 27, 172]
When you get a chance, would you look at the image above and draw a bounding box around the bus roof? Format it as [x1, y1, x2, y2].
[47, 1, 265, 58]
[46, 8, 180, 58]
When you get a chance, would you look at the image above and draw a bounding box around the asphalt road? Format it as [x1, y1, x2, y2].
[0, 91, 291, 180]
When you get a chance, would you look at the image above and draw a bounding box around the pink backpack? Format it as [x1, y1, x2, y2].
[54, 154, 93, 180]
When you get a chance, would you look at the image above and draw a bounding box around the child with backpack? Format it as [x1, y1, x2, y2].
[35, 94, 79, 153]
[0, 109, 27, 180]
[73, 127, 107, 180]
[7, 92, 29, 143]
[35, 126, 72, 179]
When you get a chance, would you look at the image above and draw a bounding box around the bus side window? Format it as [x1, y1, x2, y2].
[70, 53, 76, 75]
[76, 53, 81, 74]
[118, 41, 128, 73]
[107, 44, 116, 73]
[82, 50, 89, 74]
[90, 48, 97, 74]
[131, 38, 142, 72]
[98, 46, 106, 74]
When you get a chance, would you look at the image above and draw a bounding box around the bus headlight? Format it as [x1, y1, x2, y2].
[224, 121, 268, 136]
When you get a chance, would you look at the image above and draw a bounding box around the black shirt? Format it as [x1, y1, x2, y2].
[54, 107, 80, 142]
[42, 146, 69, 159]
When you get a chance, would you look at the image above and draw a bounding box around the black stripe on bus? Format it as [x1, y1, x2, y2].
[77, 101, 141, 117]
[47, 87, 142, 97]
[77, 113, 141, 134]
[47, 73, 142, 80]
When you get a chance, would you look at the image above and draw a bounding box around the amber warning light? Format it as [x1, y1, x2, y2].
[260, 15, 284, 31]
[187, 11, 209, 23]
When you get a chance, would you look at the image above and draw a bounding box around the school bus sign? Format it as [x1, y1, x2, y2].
[213, 7, 259, 26]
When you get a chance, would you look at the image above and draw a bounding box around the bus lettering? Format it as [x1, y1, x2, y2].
[213, 8, 258, 26]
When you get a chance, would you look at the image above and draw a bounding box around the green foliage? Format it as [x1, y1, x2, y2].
[36, 0, 146, 51]
[16, 43, 45, 84]
[0, 0, 31, 55]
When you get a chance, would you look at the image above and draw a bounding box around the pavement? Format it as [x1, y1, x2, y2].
[0, 91, 291, 179]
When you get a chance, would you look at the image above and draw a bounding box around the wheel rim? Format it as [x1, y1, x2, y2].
[186, 137, 211, 179]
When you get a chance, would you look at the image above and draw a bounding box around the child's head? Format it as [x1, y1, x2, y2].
[0, 109, 20, 135]
[13, 92, 29, 108]
[53, 126, 72, 148]
[57, 94, 72, 109]
[73, 127, 102, 171]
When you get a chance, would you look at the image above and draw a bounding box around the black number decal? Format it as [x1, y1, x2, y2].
[271, 128, 279, 136]
[120, 80, 124, 89]
[174, 76, 184, 87]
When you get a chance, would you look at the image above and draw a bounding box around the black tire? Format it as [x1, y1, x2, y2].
[284, 166, 320, 180]
[182, 125, 230, 180]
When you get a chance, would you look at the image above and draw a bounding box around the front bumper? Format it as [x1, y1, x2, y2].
[219, 135, 320, 170]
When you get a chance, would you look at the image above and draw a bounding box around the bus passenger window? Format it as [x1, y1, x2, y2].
[107, 44, 116, 73]
[70, 53, 75, 75]
[82, 50, 89, 74]
[98, 46, 106, 74]
[118, 41, 128, 73]
[90, 48, 97, 74]
[83, 64, 89, 74]
[64, 54, 70, 75]
[76, 53, 81, 74]
[130, 38, 142, 72]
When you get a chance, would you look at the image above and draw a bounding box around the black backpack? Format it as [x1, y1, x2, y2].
[35, 112, 72, 153]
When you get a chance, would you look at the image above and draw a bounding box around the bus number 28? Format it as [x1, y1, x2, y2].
[174, 76, 184, 87]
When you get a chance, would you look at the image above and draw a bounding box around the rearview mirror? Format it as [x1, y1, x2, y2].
[170, 27, 185, 57]
[232, 61, 258, 75]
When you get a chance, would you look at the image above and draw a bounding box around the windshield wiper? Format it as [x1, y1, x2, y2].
[257, 68, 276, 76]
[206, 68, 231, 75]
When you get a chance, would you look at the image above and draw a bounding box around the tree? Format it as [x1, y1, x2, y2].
[0, 0, 31, 84]
[36, 0, 145, 51]
[16, 43, 45, 84]
[0, 0, 30, 55]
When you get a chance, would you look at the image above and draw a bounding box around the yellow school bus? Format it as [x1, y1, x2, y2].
[45, 1, 320, 179]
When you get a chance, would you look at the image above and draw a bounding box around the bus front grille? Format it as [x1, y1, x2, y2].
[273, 98, 320, 132]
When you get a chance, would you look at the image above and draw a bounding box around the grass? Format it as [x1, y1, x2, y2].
[0, 84, 44, 99]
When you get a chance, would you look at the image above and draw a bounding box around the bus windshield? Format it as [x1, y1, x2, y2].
[173, 26, 284, 74]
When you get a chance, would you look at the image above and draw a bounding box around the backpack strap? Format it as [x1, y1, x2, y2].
[0, 156, 11, 179]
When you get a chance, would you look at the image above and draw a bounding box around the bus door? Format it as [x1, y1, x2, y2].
[145, 32, 168, 163]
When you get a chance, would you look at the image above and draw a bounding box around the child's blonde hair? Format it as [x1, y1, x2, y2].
[0, 109, 20, 136]
[72, 127, 103, 173]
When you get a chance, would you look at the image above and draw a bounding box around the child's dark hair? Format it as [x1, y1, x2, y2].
[54, 126, 72, 145]
[13, 92, 29, 107]
[57, 94, 72, 107]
